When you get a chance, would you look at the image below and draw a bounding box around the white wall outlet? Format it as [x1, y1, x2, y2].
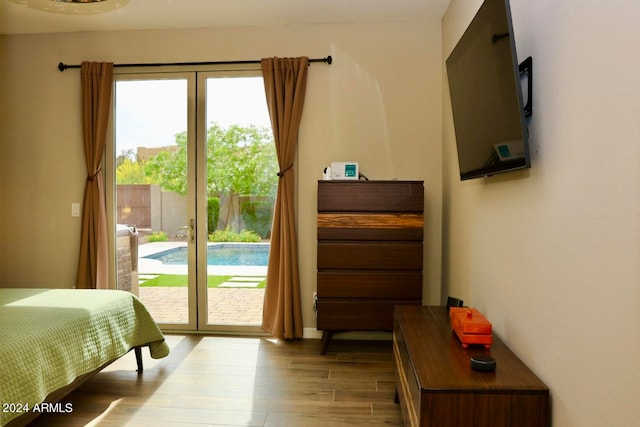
[71, 203, 80, 217]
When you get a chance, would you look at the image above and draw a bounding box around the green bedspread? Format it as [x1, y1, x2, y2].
[0, 288, 169, 426]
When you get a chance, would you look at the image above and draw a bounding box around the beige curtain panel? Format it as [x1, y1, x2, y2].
[76, 61, 113, 289]
[261, 57, 309, 339]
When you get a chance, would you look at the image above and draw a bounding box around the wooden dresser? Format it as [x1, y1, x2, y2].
[393, 306, 550, 427]
[316, 180, 424, 354]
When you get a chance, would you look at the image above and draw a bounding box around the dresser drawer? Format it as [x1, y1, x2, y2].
[316, 300, 419, 330]
[317, 271, 422, 299]
[318, 181, 424, 212]
[317, 242, 423, 270]
[318, 213, 424, 241]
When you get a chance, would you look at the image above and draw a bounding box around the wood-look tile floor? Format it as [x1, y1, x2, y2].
[28, 334, 403, 426]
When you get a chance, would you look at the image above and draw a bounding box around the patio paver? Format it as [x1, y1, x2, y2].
[139, 286, 265, 325]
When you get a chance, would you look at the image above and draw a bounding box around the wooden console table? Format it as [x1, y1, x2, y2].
[393, 306, 550, 427]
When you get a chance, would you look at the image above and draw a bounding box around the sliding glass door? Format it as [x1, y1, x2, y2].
[112, 69, 274, 333]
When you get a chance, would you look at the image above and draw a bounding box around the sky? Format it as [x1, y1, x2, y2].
[115, 76, 272, 155]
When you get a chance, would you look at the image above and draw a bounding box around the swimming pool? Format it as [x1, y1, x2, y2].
[143, 243, 270, 266]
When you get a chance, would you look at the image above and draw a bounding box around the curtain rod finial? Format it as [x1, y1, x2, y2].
[58, 62, 67, 72]
[326, 55, 332, 64]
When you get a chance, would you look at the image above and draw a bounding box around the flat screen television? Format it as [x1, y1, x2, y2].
[446, 0, 531, 180]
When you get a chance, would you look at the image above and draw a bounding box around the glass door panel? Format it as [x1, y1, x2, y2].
[197, 73, 276, 332]
[114, 75, 197, 331]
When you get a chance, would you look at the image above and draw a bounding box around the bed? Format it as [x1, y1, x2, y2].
[0, 288, 170, 426]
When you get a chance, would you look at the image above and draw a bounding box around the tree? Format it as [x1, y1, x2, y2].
[145, 123, 277, 199]
[144, 132, 188, 194]
[206, 123, 277, 198]
[116, 148, 136, 167]
[116, 149, 153, 185]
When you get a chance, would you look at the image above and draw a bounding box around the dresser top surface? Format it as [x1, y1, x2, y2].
[318, 180, 424, 184]
[394, 305, 548, 393]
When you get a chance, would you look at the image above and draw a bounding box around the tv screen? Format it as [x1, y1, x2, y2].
[446, 0, 530, 180]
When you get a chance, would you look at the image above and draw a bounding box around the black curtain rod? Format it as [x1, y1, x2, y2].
[58, 55, 332, 72]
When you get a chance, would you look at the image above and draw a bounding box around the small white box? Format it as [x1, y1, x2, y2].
[330, 162, 359, 180]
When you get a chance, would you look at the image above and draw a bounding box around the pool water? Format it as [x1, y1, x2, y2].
[144, 244, 270, 266]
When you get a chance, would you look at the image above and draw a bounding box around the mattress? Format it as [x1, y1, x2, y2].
[0, 288, 169, 426]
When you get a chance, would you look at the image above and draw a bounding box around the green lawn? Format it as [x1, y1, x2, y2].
[140, 274, 266, 288]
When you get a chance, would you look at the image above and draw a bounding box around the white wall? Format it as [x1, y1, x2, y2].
[0, 21, 443, 330]
[442, 1, 640, 426]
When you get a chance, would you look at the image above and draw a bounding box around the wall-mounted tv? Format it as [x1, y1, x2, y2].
[446, 0, 531, 181]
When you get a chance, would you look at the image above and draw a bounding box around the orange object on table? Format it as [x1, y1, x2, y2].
[450, 307, 493, 349]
